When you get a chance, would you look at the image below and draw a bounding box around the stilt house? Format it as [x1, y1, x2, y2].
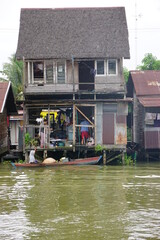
[0, 82, 17, 156]
[16, 8, 130, 159]
[127, 70, 160, 159]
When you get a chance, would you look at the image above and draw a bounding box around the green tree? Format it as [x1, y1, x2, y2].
[137, 53, 160, 70]
[123, 67, 129, 82]
[1, 54, 23, 100]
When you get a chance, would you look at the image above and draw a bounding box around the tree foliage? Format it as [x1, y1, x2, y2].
[1, 54, 23, 100]
[137, 53, 160, 70]
[123, 67, 129, 82]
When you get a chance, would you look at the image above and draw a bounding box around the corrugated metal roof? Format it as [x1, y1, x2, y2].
[130, 70, 160, 96]
[0, 82, 10, 113]
[138, 97, 160, 107]
[0, 82, 17, 114]
[16, 7, 130, 60]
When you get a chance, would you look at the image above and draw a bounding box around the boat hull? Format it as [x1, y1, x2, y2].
[11, 156, 102, 168]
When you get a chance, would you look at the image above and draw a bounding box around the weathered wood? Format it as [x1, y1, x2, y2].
[106, 153, 122, 164]
[103, 150, 106, 165]
[122, 151, 125, 165]
[72, 56, 75, 93]
[73, 103, 76, 150]
[75, 106, 94, 126]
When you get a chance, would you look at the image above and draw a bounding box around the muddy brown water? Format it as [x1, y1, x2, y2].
[0, 162, 160, 239]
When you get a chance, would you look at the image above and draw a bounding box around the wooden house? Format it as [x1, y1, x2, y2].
[16, 8, 130, 160]
[127, 70, 160, 159]
[0, 82, 17, 156]
[9, 109, 23, 150]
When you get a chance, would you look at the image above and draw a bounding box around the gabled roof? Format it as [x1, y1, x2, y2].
[130, 70, 160, 96]
[129, 70, 160, 107]
[0, 82, 17, 114]
[16, 7, 130, 60]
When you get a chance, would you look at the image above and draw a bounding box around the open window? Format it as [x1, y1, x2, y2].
[79, 61, 95, 90]
[33, 62, 44, 81]
[27, 60, 66, 84]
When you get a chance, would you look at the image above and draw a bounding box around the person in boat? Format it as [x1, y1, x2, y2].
[29, 148, 38, 164]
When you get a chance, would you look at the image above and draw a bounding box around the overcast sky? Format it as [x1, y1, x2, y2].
[0, 0, 160, 71]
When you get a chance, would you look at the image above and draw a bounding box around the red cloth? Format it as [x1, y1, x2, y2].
[81, 131, 89, 140]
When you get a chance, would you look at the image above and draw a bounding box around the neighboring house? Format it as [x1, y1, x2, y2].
[0, 82, 17, 156]
[9, 109, 23, 150]
[127, 70, 160, 158]
[16, 8, 130, 159]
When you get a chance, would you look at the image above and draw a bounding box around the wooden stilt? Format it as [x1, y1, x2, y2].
[25, 151, 29, 163]
[43, 150, 47, 159]
[64, 150, 67, 157]
[103, 150, 106, 165]
[122, 151, 125, 165]
[146, 152, 149, 162]
[84, 150, 87, 158]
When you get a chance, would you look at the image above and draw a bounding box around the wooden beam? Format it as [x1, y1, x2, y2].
[75, 105, 94, 126]
[107, 153, 122, 163]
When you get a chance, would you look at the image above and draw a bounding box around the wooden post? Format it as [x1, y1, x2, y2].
[103, 150, 106, 165]
[43, 150, 47, 159]
[146, 152, 149, 162]
[48, 104, 50, 148]
[84, 150, 87, 158]
[64, 150, 67, 158]
[73, 103, 76, 152]
[25, 151, 29, 163]
[122, 150, 125, 165]
[72, 56, 75, 93]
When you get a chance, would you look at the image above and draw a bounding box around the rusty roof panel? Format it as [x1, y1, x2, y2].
[0, 82, 9, 113]
[138, 97, 160, 107]
[130, 70, 160, 96]
[0, 82, 17, 114]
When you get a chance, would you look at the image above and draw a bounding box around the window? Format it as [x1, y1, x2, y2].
[96, 59, 118, 76]
[33, 62, 44, 79]
[96, 60, 104, 75]
[46, 61, 54, 84]
[108, 59, 117, 75]
[30, 60, 66, 84]
[57, 62, 65, 83]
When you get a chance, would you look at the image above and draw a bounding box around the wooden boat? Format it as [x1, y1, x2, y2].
[11, 156, 102, 168]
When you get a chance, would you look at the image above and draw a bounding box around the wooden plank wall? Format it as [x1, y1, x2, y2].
[0, 108, 8, 155]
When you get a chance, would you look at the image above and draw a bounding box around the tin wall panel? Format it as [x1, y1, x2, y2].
[144, 130, 160, 149]
[103, 104, 117, 112]
[115, 124, 127, 145]
[116, 115, 126, 124]
[103, 113, 114, 144]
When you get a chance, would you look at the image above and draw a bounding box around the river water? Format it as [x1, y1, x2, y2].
[0, 162, 160, 240]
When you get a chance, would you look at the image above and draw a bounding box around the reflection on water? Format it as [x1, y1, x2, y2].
[0, 163, 160, 239]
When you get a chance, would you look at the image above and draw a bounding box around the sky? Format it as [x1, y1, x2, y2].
[0, 0, 160, 72]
